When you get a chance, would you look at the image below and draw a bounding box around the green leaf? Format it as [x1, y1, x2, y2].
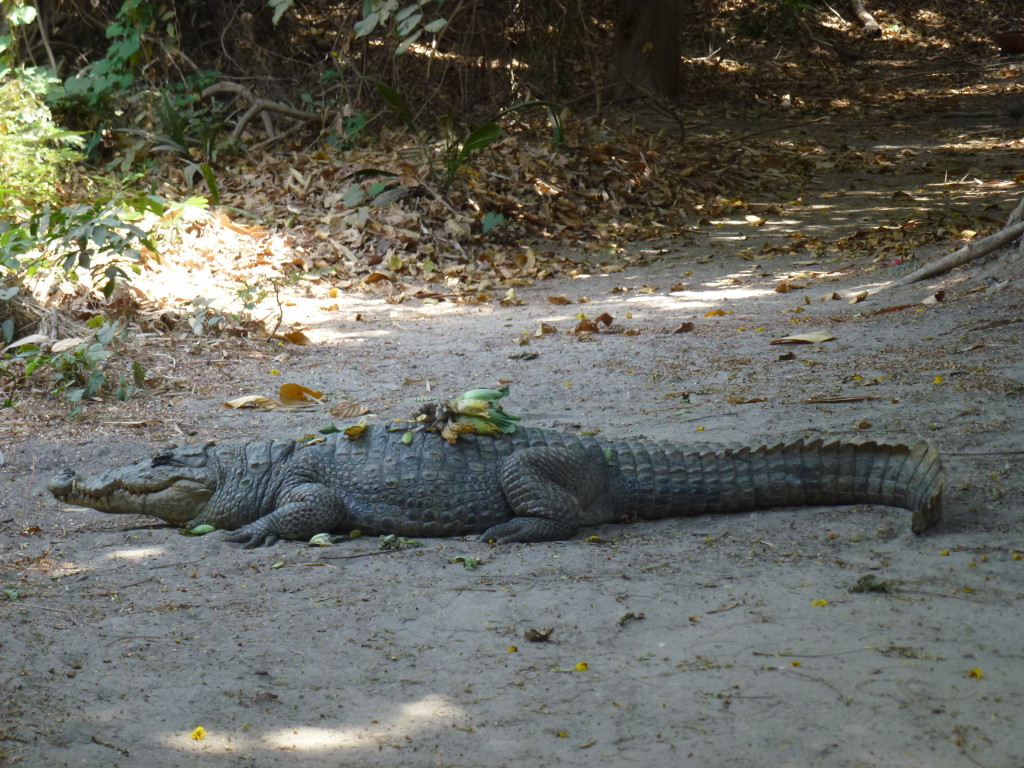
[395, 29, 423, 55]
[198, 163, 219, 206]
[369, 79, 414, 129]
[461, 123, 501, 155]
[396, 11, 422, 35]
[268, 0, 294, 25]
[423, 18, 447, 33]
[341, 185, 366, 207]
[354, 12, 380, 37]
[482, 212, 505, 234]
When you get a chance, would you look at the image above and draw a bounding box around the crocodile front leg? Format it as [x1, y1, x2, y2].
[223, 483, 347, 547]
[481, 446, 610, 543]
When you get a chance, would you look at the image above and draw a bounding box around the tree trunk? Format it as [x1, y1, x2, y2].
[608, 0, 686, 101]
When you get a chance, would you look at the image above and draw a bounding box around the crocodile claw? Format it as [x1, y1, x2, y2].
[223, 522, 280, 548]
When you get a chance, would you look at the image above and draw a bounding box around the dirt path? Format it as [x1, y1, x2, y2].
[3, 111, 1024, 766]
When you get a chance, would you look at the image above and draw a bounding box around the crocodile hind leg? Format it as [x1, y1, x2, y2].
[481, 446, 610, 543]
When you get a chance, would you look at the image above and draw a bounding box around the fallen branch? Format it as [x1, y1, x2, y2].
[848, 0, 881, 37]
[880, 194, 1024, 290]
[201, 82, 320, 141]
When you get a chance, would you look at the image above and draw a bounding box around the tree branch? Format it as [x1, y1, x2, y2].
[201, 82, 321, 142]
[880, 195, 1024, 290]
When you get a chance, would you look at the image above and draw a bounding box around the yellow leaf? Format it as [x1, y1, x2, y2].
[507, 646, 518, 652]
[344, 418, 368, 440]
[190, 726, 206, 741]
[940, 550, 950, 556]
[269, 368, 280, 375]
[281, 330, 312, 346]
[967, 667, 983, 679]
[557, 731, 569, 738]
[811, 599, 829, 607]
[224, 395, 279, 410]
[933, 375, 944, 384]
[770, 331, 836, 345]
[696, 426, 704, 432]
[279, 383, 323, 405]
[704, 308, 731, 317]
[790, 660, 801, 667]
[1013, 552, 1021, 560]
[574, 661, 588, 671]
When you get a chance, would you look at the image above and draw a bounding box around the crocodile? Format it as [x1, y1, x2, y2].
[48, 426, 944, 547]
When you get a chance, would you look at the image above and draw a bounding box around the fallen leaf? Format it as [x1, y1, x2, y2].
[921, 290, 945, 305]
[279, 383, 323, 405]
[524, 627, 554, 642]
[2, 333, 50, 353]
[224, 395, 279, 410]
[535, 322, 558, 337]
[547, 295, 572, 305]
[770, 331, 836, 345]
[50, 337, 87, 353]
[280, 330, 312, 345]
[330, 400, 370, 418]
[819, 292, 841, 301]
[725, 395, 766, 404]
[344, 419, 368, 439]
[671, 321, 695, 333]
[848, 291, 868, 304]
[872, 304, 914, 314]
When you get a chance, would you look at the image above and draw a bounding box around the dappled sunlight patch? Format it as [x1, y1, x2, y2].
[105, 547, 167, 561]
[156, 696, 468, 755]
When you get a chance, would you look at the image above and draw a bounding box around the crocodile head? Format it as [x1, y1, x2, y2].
[48, 443, 218, 526]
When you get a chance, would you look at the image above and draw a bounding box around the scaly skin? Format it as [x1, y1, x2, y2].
[48, 426, 944, 547]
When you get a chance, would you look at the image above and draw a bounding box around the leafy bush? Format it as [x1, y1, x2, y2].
[0, 60, 84, 206]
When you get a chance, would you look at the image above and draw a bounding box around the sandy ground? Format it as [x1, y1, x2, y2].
[3, 118, 1024, 767]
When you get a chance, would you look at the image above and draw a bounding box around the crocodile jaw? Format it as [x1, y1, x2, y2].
[48, 461, 215, 525]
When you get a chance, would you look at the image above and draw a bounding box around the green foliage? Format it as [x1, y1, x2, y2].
[442, 122, 502, 188]
[0, 199, 158, 298]
[355, 0, 448, 55]
[0, 8, 84, 207]
[62, 0, 162, 109]
[327, 110, 371, 150]
[0, 320, 144, 415]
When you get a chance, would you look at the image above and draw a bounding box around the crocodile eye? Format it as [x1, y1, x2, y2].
[151, 446, 179, 467]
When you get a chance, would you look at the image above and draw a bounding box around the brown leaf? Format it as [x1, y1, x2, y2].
[224, 395, 279, 410]
[523, 627, 554, 642]
[330, 400, 370, 418]
[547, 295, 573, 305]
[671, 321, 695, 333]
[770, 331, 836, 345]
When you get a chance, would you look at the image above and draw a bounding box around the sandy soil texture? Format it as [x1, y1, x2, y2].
[3, 121, 1024, 767]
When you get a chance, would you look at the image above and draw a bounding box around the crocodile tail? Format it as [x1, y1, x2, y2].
[629, 438, 944, 532]
[719, 439, 944, 533]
